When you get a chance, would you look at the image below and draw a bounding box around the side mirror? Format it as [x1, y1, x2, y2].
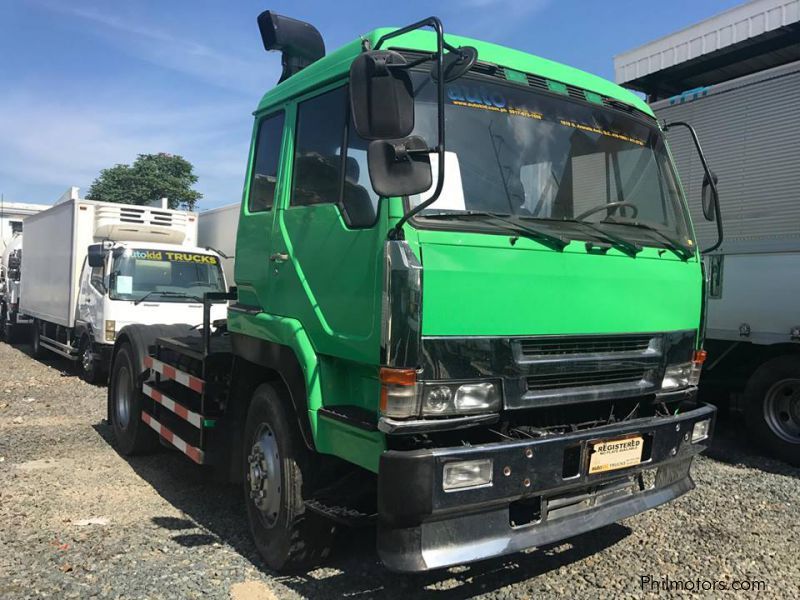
[367, 135, 432, 197]
[349, 50, 414, 140]
[701, 171, 719, 222]
[87, 244, 106, 268]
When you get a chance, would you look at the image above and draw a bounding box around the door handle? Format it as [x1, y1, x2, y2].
[269, 252, 289, 263]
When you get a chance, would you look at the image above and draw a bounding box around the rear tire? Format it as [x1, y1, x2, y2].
[243, 383, 334, 572]
[30, 319, 45, 359]
[110, 344, 158, 455]
[744, 355, 800, 466]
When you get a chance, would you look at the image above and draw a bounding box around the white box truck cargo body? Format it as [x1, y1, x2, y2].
[20, 198, 198, 327]
[198, 204, 238, 285]
[17, 190, 225, 383]
[652, 60, 800, 465]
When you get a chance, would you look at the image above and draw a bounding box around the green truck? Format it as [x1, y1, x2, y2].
[106, 12, 722, 572]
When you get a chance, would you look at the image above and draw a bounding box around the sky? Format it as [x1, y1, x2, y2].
[0, 0, 744, 210]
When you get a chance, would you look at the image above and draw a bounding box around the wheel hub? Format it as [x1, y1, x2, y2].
[764, 378, 800, 444]
[247, 424, 281, 526]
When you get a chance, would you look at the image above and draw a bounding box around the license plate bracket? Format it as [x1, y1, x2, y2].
[588, 435, 644, 474]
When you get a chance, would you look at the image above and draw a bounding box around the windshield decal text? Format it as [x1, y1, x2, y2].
[131, 249, 219, 265]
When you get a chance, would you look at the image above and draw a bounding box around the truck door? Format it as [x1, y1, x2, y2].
[235, 110, 287, 310]
[77, 257, 104, 342]
[267, 84, 385, 361]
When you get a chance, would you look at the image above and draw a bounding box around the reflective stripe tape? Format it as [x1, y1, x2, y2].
[142, 383, 203, 429]
[141, 411, 204, 464]
[144, 356, 205, 393]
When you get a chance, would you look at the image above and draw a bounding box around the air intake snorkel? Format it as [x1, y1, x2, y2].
[257, 11, 326, 83]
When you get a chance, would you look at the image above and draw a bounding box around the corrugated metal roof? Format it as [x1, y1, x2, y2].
[614, 0, 800, 98]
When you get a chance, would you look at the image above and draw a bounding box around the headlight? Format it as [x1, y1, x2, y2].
[661, 349, 707, 391]
[421, 381, 501, 416]
[661, 362, 692, 390]
[104, 320, 116, 342]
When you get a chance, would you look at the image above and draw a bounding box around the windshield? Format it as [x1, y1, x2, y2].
[110, 249, 225, 302]
[409, 72, 693, 247]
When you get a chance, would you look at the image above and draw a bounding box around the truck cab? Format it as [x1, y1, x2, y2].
[0, 233, 30, 341]
[18, 192, 227, 382]
[76, 241, 227, 378]
[108, 12, 720, 573]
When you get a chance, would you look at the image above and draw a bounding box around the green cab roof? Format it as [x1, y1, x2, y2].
[256, 27, 653, 117]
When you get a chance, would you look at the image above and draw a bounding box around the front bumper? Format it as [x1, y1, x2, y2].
[377, 402, 715, 572]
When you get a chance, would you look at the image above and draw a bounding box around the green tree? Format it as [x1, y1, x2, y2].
[86, 153, 202, 210]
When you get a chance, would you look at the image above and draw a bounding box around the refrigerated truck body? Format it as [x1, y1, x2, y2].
[18, 192, 226, 382]
[651, 60, 800, 465]
[198, 204, 239, 285]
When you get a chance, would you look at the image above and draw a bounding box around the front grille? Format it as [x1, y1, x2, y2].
[526, 367, 647, 392]
[519, 334, 653, 358]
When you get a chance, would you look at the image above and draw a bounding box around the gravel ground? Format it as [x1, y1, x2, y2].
[1, 339, 798, 599]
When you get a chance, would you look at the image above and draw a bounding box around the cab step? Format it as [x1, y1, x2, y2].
[304, 499, 376, 527]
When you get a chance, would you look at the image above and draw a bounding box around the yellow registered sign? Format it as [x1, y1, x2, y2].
[588, 436, 644, 474]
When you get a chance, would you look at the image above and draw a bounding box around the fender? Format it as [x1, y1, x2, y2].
[230, 331, 315, 449]
[107, 323, 197, 422]
[227, 308, 323, 450]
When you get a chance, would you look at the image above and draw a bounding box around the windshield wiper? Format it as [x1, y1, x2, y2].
[133, 291, 205, 306]
[604, 220, 694, 261]
[422, 210, 569, 251]
[561, 218, 642, 258]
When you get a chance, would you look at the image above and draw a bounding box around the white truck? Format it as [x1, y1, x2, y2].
[651, 61, 800, 466]
[0, 233, 32, 341]
[197, 203, 239, 285]
[18, 188, 227, 382]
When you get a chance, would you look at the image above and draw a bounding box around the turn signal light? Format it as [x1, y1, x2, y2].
[380, 368, 418, 418]
[693, 349, 707, 364]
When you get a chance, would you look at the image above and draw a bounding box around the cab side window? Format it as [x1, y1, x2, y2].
[291, 86, 379, 226]
[90, 265, 105, 292]
[292, 87, 347, 207]
[248, 111, 285, 212]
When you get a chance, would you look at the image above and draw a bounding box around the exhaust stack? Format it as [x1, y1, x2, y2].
[257, 11, 325, 83]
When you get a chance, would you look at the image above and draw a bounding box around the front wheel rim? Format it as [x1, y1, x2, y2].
[764, 378, 800, 444]
[115, 365, 132, 429]
[247, 423, 282, 528]
[82, 345, 93, 373]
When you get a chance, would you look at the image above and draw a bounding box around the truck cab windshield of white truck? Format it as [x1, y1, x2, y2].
[108, 248, 225, 304]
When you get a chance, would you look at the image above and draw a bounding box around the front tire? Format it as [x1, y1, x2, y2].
[110, 344, 158, 455]
[744, 355, 800, 466]
[78, 335, 106, 384]
[243, 383, 334, 572]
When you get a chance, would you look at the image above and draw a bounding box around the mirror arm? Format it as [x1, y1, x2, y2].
[663, 120, 723, 254]
[380, 17, 446, 240]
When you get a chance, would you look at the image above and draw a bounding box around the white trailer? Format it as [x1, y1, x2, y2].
[198, 204, 239, 285]
[18, 188, 227, 382]
[652, 60, 800, 461]
[615, 2, 800, 465]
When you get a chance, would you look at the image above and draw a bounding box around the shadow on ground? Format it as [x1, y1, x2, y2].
[90, 418, 634, 597]
[703, 411, 800, 479]
[89, 404, 799, 597]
